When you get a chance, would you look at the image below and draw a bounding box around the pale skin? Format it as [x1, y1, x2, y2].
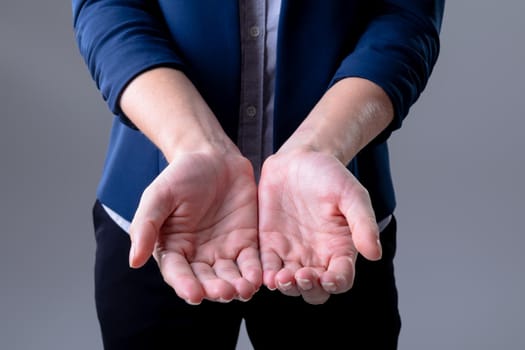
[123, 67, 393, 305]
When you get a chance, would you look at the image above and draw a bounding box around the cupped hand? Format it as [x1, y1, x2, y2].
[258, 150, 382, 304]
[129, 151, 262, 305]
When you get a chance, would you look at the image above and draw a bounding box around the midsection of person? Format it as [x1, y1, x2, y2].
[95, 0, 400, 232]
[73, 0, 444, 348]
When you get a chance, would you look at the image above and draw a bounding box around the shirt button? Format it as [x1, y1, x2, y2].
[246, 105, 257, 118]
[249, 26, 260, 38]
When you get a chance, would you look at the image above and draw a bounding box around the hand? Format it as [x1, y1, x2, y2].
[128, 151, 262, 305]
[258, 150, 382, 304]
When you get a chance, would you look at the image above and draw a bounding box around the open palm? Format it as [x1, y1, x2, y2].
[129, 152, 262, 305]
[258, 150, 382, 304]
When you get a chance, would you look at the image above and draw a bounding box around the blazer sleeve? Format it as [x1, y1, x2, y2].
[330, 0, 445, 144]
[72, 0, 184, 122]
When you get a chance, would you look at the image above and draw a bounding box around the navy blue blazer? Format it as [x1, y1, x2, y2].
[72, 0, 444, 223]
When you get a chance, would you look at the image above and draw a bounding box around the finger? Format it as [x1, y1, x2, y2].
[236, 247, 263, 291]
[339, 185, 382, 261]
[129, 182, 174, 268]
[260, 249, 283, 290]
[128, 219, 158, 268]
[275, 264, 301, 297]
[295, 268, 330, 305]
[157, 251, 204, 305]
[213, 259, 256, 302]
[295, 267, 317, 292]
[192, 262, 237, 302]
[320, 254, 356, 294]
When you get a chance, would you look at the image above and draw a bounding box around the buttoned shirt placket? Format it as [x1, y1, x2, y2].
[238, 0, 267, 181]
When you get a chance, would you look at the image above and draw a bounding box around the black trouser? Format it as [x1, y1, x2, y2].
[93, 200, 401, 349]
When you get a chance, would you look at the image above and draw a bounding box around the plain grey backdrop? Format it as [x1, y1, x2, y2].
[1, 1, 523, 349]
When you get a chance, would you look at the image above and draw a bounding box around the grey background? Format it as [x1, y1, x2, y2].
[1, 1, 523, 349]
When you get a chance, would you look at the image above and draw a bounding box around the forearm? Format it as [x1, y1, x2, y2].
[278, 77, 394, 165]
[120, 67, 239, 162]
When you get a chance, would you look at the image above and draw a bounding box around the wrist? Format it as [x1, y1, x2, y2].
[276, 125, 349, 164]
[162, 130, 241, 163]
[277, 77, 393, 165]
[120, 67, 240, 162]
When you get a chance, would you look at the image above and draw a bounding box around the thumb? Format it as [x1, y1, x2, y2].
[128, 185, 173, 268]
[129, 219, 160, 269]
[339, 185, 382, 261]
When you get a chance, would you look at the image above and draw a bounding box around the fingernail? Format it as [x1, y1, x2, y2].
[238, 295, 252, 302]
[336, 275, 347, 285]
[186, 299, 201, 306]
[218, 297, 233, 303]
[377, 239, 383, 258]
[128, 244, 135, 267]
[297, 278, 313, 291]
[277, 281, 293, 291]
[322, 282, 337, 293]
